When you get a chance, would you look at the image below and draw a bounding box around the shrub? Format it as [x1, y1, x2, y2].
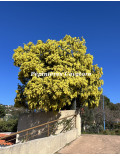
[0, 119, 18, 132]
[102, 129, 120, 135]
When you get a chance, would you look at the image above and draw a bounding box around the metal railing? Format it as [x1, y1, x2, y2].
[0, 114, 76, 146]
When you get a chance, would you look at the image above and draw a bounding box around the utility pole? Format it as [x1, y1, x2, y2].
[103, 95, 106, 130]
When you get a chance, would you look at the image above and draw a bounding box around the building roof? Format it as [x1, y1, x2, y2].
[0, 134, 13, 146]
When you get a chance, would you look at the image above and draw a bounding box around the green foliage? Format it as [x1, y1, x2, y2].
[0, 104, 5, 118]
[83, 125, 104, 134]
[50, 117, 74, 135]
[13, 35, 103, 111]
[81, 95, 120, 135]
[103, 129, 120, 135]
[114, 123, 120, 129]
[14, 84, 28, 109]
[0, 119, 18, 132]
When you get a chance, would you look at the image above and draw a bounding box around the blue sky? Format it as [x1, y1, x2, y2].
[0, 1, 120, 105]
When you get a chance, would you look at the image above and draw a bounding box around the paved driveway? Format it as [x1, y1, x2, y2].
[58, 134, 120, 154]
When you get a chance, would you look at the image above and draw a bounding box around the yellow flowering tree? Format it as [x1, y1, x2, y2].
[13, 35, 103, 111]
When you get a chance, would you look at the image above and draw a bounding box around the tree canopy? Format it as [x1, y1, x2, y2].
[0, 104, 5, 118]
[13, 35, 103, 112]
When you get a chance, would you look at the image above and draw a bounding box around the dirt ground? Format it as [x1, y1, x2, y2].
[58, 134, 120, 154]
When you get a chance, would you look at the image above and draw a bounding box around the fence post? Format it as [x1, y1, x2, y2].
[26, 131, 29, 142]
[48, 124, 49, 137]
[75, 109, 81, 136]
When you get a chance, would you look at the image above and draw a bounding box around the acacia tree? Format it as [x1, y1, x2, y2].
[13, 35, 103, 112]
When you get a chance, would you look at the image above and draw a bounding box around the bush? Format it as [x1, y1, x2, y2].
[102, 129, 120, 135]
[0, 119, 18, 132]
[114, 123, 120, 129]
[115, 129, 120, 135]
[82, 124, 104, 134]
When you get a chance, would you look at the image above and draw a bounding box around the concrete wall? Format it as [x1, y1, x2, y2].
[16, 110, 77, 143]
[0, 128, 78, 154]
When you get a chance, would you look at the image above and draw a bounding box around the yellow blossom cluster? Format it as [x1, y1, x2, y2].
[13, 35, 103, 111]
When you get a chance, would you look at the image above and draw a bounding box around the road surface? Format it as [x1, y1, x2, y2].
[58, 134, 120, 154]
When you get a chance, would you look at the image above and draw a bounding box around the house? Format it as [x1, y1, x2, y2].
[3, 114, 12, 121]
